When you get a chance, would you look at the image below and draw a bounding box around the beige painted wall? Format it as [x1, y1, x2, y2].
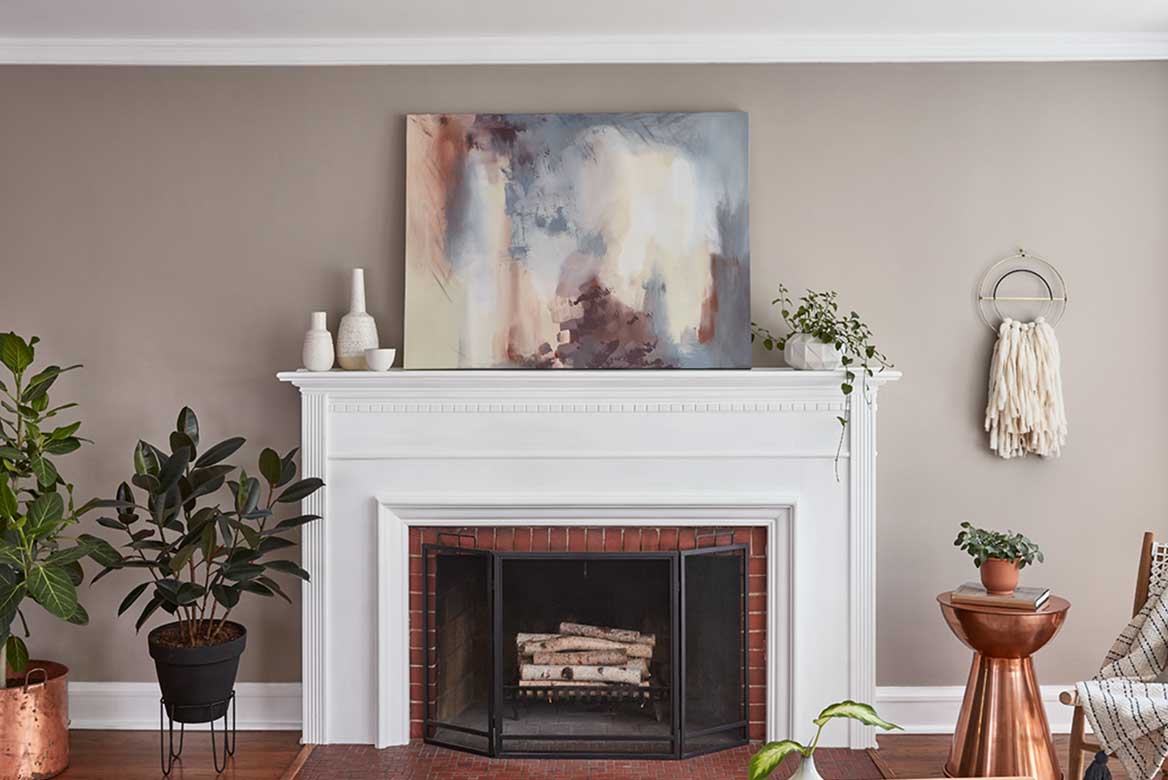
[1, 62, 1165, 686]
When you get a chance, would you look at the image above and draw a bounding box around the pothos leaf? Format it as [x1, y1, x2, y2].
[813, 700, 901, 731]
[748, 740, 806, 780]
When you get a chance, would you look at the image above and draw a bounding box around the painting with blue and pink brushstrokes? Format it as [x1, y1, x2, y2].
[404, 112, 750, 369]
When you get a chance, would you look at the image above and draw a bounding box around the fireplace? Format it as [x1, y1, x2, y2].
[419, 531, 749, 758]
[277, 369, 898, 749]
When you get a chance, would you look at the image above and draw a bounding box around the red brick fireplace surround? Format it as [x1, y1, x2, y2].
[408, 525, 768, 741]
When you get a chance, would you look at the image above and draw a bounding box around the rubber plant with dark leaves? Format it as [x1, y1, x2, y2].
[95, 407, 322, 714]
[0, 333, 117, 688]
[749, 700, 901, 780]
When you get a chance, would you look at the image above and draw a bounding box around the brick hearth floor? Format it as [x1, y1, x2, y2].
[297, 741, 884, 780]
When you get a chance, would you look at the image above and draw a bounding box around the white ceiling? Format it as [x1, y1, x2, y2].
[0, 0, 1166, 64]
[2, 0, 1166, 38]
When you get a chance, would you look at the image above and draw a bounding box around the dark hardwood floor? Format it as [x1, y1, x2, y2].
[58, 730, 304, 780]
[875, 734, 1119, 780]
[54, 731, 1102, 780]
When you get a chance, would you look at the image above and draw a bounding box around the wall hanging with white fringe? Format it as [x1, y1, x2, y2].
[976, 250, 1068, 459]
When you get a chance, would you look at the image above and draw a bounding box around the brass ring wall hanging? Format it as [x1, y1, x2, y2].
[975, 249, 1067, 330]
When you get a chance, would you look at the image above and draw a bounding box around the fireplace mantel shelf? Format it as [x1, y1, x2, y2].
[276, 367, 901, 393]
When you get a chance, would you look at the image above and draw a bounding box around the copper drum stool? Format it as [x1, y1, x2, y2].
[937, 592, 1070, 780]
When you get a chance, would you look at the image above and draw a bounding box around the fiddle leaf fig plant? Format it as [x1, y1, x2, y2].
[752, 284, 892, 476]
[95, 407, 323, 646]
[749, 700, 901, 780]
[954, 522, 1044, 568]
[0, 333, 113, 686]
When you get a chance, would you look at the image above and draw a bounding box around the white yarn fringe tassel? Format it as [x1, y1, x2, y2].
[984, 317, 1067, 459]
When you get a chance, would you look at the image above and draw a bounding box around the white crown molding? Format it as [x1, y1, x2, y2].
[0, 33, 1166, 66]
[68, 682, 301, 730]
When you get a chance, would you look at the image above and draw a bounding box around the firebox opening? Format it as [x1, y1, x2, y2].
[501, 554, 674, 756]
[422, 544, 747, 759]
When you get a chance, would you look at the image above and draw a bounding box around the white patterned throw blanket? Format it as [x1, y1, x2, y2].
[1076, 575, 1168, 780]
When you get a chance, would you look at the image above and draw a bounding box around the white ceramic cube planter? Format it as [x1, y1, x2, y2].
[783, 333, 844, 370]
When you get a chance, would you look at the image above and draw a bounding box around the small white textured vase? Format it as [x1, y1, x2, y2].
[784, 333, 844, 370]
[302, 311, 335, 371]
[336, 268, 379, 370]
[792, 754, 822, 780]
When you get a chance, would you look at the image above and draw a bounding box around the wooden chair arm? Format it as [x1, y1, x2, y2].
[1059, 689, 1079, 706]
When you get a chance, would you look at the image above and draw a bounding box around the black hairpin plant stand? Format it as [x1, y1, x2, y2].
[159, 691, 237, 776]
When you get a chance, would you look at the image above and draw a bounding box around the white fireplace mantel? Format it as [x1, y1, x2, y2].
[277, 368, 899, 749]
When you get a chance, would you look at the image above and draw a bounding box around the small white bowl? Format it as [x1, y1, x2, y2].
[364, 348, 397, 371]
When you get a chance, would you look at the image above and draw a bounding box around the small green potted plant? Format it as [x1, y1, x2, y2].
[0, 333, 116, 779]
[753, 283, 892, 475]
[94, 407, 323, 724]
[749, 700, 901, 780]
[954, 522, 1043, 596]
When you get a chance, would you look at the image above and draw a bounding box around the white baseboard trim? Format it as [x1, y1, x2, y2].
[68, 682, 301, 731]
[876, 685, 1088, 735]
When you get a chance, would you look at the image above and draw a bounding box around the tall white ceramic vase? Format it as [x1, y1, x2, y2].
[337, 268, 379, 370]
[302, 311, 335, 371]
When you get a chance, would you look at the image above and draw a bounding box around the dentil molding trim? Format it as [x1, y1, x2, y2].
[1, 33, 1166, 65]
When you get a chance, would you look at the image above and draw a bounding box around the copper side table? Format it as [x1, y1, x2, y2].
[937, 592, 1070, 780]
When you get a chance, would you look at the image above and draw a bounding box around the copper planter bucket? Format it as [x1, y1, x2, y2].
[0, 660, 70, 780]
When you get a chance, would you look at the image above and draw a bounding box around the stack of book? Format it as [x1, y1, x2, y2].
[951, 582, 1051, 611]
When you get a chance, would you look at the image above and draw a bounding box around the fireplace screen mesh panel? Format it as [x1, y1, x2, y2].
[499, 554, 675, 757]
[423, 547, 493, 754]
[682, 547, 748, 756]
[422, 544, 747, 759]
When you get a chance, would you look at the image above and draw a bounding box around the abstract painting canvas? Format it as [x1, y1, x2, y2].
[404, 112, 750, 369]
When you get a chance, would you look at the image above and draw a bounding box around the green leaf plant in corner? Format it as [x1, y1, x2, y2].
[752, 284, 892, 479]
[95, 407, 324, 647]
[749, 700, 902, 780]
[0, 332, 110, 687]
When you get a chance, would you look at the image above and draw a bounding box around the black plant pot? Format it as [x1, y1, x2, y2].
[148, 621, 247, 723]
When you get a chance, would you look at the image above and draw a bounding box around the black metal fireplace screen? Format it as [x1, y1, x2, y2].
[421, 544, 748, 759]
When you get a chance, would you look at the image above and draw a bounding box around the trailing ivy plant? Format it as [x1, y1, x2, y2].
[0, 333, 117, 686]
[749, 700, 901, 779]
[752, 284, 892, 476]
[96, 407, 323, 646]
[954, 522, 1044, 568]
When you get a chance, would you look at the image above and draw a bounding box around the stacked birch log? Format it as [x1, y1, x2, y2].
[517, 622, 654, 690]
